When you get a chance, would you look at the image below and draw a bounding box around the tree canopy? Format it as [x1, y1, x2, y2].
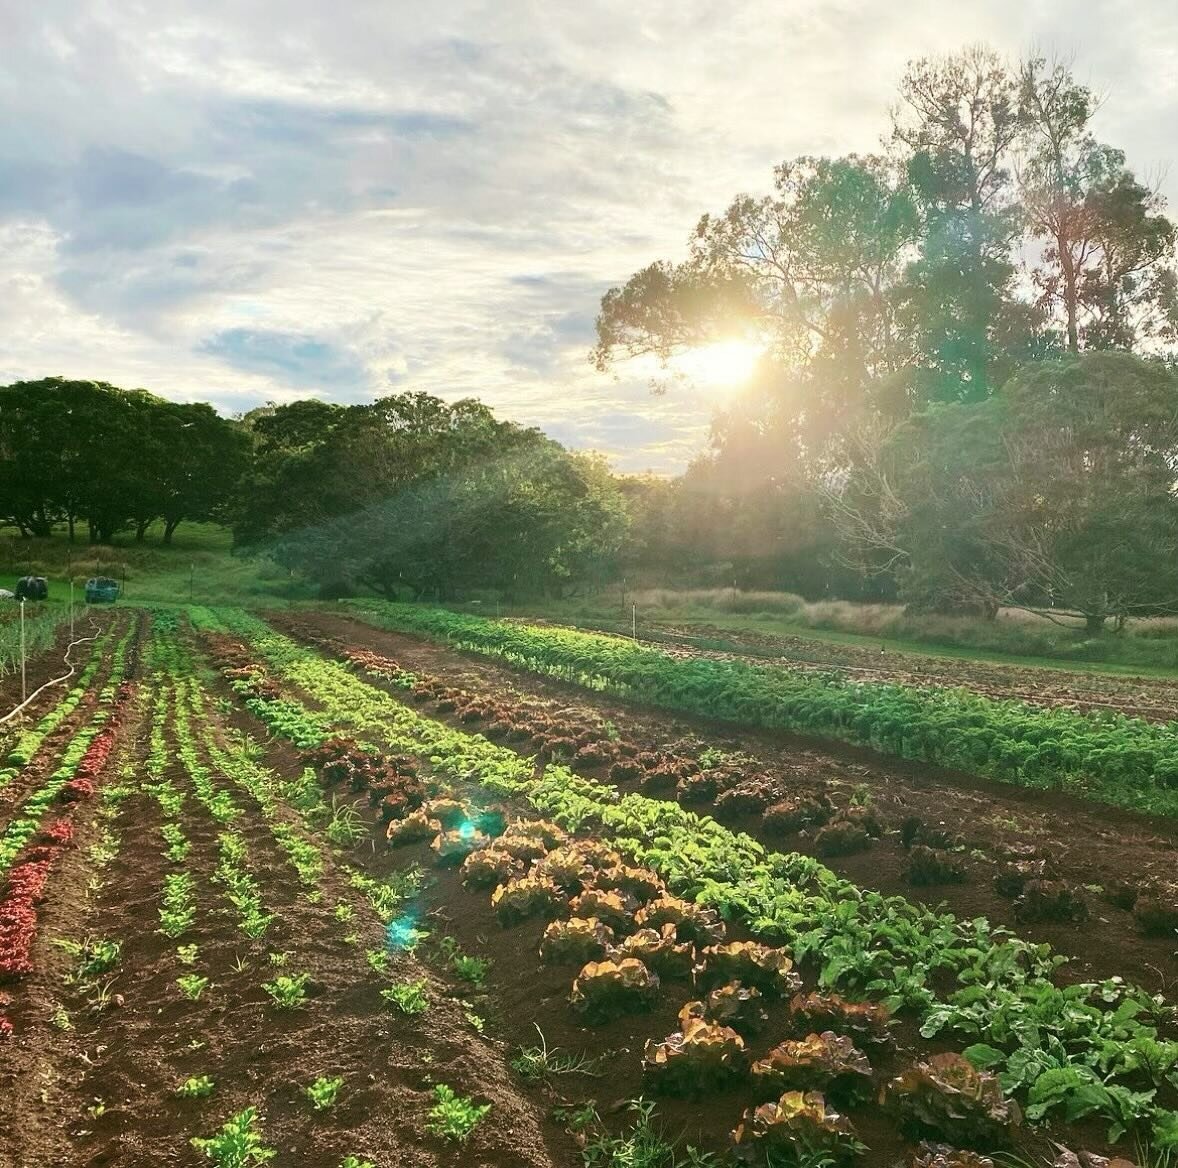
[233, 391, 627, 599]
[0, 378, 250, 544]
[590, 45, 1178, 625]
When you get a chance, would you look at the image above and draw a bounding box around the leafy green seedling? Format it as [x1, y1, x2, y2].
[177, 974, 210, 1001]
[380, 979, 428, 1016]
[425, 1084, 491, 1143]
[262, 972, 310, 1009]
[305, 1075, 344, 1111]
[191, 1106, 276, 1166]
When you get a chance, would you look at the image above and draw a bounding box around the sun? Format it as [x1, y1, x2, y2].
[673, 339, 763, 390]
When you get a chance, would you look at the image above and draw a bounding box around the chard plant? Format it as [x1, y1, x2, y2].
[304, 1075, 344, 1111]
[177, 974, 210, 1001]
[425, 1084, 491, 1143]
[191, 1106, 276, 1166]
[380, 979, 429, 1016]
[262, 972, 310, 1009]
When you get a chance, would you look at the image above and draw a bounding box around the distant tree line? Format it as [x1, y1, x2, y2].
[0, 379, 628, 601]
[0, 378, 250, 544]
[234, 393, 626, 600]
[7, 49, 1178, 626]
[594, 46, 1178, 630]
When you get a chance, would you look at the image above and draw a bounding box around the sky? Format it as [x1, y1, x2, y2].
[1, 2, 1176, 472]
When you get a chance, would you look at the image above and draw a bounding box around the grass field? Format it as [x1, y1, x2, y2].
[0, 523, 312, 607]
[7, 524, 1178, 681]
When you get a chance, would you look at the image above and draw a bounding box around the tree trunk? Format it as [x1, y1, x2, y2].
[1058, 225, 1080, 354]
[67, 514, 75, 543]
[163, 517, 181, 544]
[135, 519, 150, 543]
[1084, 612, 1106, 634]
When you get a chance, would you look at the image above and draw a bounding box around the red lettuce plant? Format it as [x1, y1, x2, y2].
[732, 1091, 863, 1165]
[636, 895, 726, 945]
[533, 847, 593, 893]
[569, 887, 637, 932]
[386, 809, 441, 845]
[614, 925, 695, 979]
[643, 1015, 748, 1096]
[750, 1031, 873, 1101]
[491, 874, 565, 926]
[431, 828, 488, 867]
[788, 992, 892, 1045]
[421, 797, 468, 829]
[462, 846, 523, 890]
[595, 864, 664, 903]
[695, 942, 802, 996]
[693, 980, 768, 1037]
[540, 917, 614, 964]
[570, 958, 659, 1023]
[885, 1053, 1019, 1145]
[913, 1143, 995, 1168]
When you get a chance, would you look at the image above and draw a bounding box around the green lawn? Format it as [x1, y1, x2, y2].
[0, 523, 313, 608]
[8, 521, 1178, 681]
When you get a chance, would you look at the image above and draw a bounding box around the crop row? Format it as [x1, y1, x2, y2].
[291, 625, 1175, 937]
[0, 621, 137, 876]
[195, 607, 1178, 1151]
[0, 603, 66, 682]
[340, 601, 1178, 818]
[0, 673, 137, 1034]
[1, 623, 116, 786]
[287, 683, 1013, 1161]
[146, 619, 505, 1160]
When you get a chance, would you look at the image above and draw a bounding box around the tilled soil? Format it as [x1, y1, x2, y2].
[0, 615, 129, 831]
[244, 613, 1146, 1167]
[0, 625, 574, 1168]
[277, 610, 1178, 997]
[0, 614, 117, 755]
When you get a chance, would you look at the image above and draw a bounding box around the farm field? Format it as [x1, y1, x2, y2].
[491, 610, 1178, 723]
[3, 603, 1178, 1168]
[272, 609, 1178, 991]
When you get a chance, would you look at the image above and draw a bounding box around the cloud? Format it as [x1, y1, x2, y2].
[0, 0, 1175, 471]
[198, 328, 374, 394]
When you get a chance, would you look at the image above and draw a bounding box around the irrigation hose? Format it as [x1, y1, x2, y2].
[0, 615, 105, 727]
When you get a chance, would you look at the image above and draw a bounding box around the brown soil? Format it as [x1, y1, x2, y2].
[0, 613, 118, 753]
[277, 610, 1178, 998]
[0, 619, 575, 1168]
[237, 613, 1136, 1167]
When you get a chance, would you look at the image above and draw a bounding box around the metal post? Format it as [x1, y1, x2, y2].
[189, 562, 195, 603]
[19, 599, 26, 703]
[69, 580, 75, 639]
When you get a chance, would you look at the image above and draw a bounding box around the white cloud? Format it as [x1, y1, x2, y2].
[0, 1, 1175, 469]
